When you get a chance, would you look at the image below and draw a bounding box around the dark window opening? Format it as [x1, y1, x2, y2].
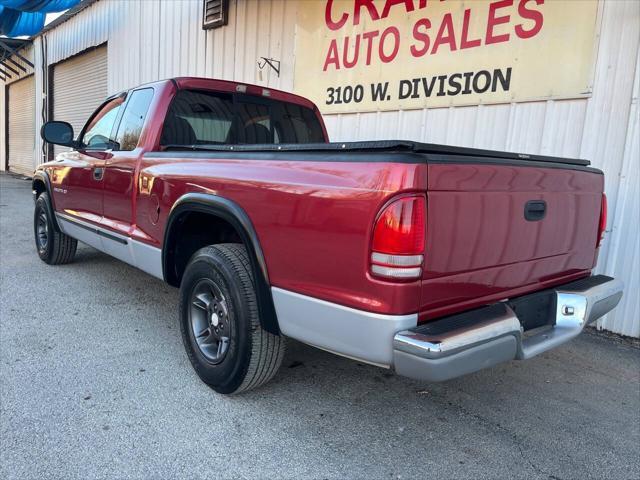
[271, 102, 326, 144]
[160, 89, 325, 147]
[236, 101, 272, 144]
[161, 90, 235, 145]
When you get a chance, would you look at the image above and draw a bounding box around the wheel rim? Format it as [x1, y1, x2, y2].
[36, 211, 49, 251]
[189, 279, 231, 364]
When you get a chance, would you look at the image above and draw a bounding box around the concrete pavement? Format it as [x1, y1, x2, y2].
[1, 172, 639, 479]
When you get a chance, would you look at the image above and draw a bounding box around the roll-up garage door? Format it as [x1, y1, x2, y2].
[52, 45, 108, 156]
[8, 76, 36, 176]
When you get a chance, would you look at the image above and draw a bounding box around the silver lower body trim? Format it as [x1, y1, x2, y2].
[56, 213, 163, 280]
[393, 276, 624, 382]
[271, 287, 417, 367]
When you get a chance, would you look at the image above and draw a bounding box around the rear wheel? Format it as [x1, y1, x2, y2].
[34, 192, 77, 265]
[179, 244, 285, 394]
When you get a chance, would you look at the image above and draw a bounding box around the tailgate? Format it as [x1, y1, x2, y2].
[419, 159, 604, 319]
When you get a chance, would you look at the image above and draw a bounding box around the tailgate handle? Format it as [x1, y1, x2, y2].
[524, 200, 546, 221]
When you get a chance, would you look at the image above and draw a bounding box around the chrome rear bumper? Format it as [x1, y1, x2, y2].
[393, 275, 624, 382]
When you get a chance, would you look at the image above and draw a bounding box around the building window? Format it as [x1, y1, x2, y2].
[203, 0, 229, 30]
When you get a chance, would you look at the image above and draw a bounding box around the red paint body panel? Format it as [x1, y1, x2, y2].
[41, 77, 604, 324]
[137, 158, 426, 313]
[418, 163, 602, 320]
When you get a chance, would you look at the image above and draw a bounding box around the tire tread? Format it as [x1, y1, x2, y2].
[214, 244, 285, 394]
[186, 244, 285, 394]
[35, 193, 77, 265]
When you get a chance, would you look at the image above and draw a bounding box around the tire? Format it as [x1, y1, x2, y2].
[34, 192, 77, 265]
[179, 244, 285, 394]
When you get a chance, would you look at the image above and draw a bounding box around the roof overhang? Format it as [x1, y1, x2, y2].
[0, 37, 32, 81]
[36, 0, 98, 37]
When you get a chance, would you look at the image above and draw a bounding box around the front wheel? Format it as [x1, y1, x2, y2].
[34, 192, 77, 265]
[179, 244, 285, 394]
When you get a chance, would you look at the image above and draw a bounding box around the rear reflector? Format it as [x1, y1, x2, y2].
[370, 195, 426, 280]
[370, 252, 423, 267]
[597, 193, 607, 247]
[371, 264, 422, 279]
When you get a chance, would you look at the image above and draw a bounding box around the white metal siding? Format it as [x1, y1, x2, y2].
[1, 83, 5, 171]
[8, 76, 36, 176]
[1, 44, 36, 171]
[20, 0, 639, 336]
[323, 0, 640, 337]
[52, 45, 108, 156]
[598, 50, 640, 338]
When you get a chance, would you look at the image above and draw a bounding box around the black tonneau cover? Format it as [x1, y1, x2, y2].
[162, 140, 590, 167]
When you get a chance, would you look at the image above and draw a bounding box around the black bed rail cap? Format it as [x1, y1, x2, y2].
[161, 140, 591, 167]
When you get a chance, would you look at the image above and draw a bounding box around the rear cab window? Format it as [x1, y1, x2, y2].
[236, 100, 272, 143]
[161, 90, 235, 145]
[272, 102, 326, 143]
[161, 89, 325, 147]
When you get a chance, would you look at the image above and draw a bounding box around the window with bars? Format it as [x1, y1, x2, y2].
[202, 0, 229, 30]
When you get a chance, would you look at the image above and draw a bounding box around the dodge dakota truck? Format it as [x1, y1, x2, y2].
[33, 77, 623, 394]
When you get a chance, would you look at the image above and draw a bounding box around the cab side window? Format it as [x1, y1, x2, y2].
[81, 96, 125, 150]
[115, 88, 154, 151]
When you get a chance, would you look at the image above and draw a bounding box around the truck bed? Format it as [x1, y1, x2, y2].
[148, 140, 603, 323]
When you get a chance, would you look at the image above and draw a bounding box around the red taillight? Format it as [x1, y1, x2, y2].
[597, 193, 607, 247]
[370, 195, 426, 280]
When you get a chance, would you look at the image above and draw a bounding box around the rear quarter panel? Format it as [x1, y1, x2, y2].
[135, 155, 428, 314]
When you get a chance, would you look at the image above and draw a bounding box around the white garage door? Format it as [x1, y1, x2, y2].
[52, 45, 108, 156]
[8, 76, 36, 176]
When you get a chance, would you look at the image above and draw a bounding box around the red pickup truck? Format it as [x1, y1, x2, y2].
[33, 77, 623, 394]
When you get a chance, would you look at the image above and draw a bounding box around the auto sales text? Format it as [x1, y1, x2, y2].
[322, 0, 544, 71]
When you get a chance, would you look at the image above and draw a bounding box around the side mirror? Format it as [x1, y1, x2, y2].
[41, 121, 78, 148]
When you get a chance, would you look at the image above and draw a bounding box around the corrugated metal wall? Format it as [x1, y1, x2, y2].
[51, 45, 108, 156]
[0, 84, 4, 168]
[7, 76, 36, 176]
[0, 44, 36, 172]
[599, 49, 640, 337]
[0, 0, 637, 336]
[323, 0, 640, 336]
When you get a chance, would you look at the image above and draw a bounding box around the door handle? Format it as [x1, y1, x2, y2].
[524, 200, 546, 221]
[93, 167, 104, 181]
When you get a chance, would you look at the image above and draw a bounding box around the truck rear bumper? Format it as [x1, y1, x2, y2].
[393, 275, 623, 382]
